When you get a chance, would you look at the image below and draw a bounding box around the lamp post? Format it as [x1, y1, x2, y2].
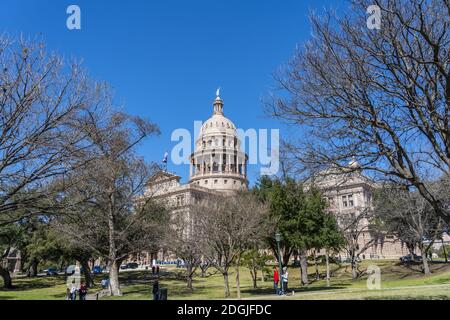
[275, 231, 283, 294]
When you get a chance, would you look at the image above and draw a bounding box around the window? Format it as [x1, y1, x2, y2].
[342, 195, 348, 208]
[342, 194, 354, 208]
[176, 195, 185, 206]
[348, 194, 354, 207]
[224, 180, 228, 184]
[204, 180, 208, 184]
[214, 179, 218, 184]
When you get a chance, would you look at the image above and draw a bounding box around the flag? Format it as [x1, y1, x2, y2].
[162, 152, 168, 164]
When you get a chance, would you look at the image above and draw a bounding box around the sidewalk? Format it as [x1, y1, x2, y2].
[86, 289, 109, 300]
[241, 283, 450, 300]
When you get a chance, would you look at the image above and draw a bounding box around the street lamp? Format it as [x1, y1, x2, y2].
[275, 231, 283, 294]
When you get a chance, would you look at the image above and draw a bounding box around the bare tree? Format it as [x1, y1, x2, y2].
[53, 106, 167, 296]
[166, 210, 203, 291]
[0, 36, 99, 226]
[195, 192, 270, 299]
[0, 35, 105, 287]
[339, 209, 376, 279]
[374, 185, 445, 274]
[268, 0, 450, 224]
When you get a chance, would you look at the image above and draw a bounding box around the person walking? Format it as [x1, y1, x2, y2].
[273, 267, 280, 295]
[101, 277, 109, 289]
[152, 280, 159, 301]
[281, 267, 289, 295]
[65, 288, 71, 300]
[79, 281, 88, 300]
[69, 282, 77, 300]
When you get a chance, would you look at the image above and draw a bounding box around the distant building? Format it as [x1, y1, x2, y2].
[310, 160, 409, 259]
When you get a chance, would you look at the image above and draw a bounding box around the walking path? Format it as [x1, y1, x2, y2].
[242, 283, 450, 300]
[86, 289, 109, 300]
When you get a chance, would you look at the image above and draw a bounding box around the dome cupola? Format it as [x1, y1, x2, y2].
[188, 90, 248, 192]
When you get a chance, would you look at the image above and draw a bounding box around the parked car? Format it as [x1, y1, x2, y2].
[400, 254, 422, 263]
[45, 267, 59, 276]
[66, 265, 85, 274]
[92, 266, 103, 274]
[126, 262, 139, 269]
[120, 264, 128, 270]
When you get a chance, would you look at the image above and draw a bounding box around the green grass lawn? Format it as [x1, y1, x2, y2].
[1, 260, 450, 300]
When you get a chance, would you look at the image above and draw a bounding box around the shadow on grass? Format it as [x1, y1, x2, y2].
[241, 284, 349, 297]
[365, 295, 449, 300]
[0, 276, 62, 291]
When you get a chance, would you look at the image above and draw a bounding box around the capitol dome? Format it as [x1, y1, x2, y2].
[189, 91, 248, 192]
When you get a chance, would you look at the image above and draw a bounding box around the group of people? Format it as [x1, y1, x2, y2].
[66, 281, 88, 300]
[151, 264, 160, 275]
[273, 266, 288, 295]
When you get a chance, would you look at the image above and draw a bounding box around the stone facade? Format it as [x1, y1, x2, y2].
[311, 162, 409, 259]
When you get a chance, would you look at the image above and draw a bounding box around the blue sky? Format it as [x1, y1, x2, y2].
[1, 0, 347, 186]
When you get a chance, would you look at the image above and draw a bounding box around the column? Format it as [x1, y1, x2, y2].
[210, 153, 213, 173]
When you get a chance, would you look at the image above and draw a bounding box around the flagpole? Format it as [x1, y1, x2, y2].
[162, 152, 168, 172]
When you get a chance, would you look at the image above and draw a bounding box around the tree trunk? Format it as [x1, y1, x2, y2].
[108, 260, 122, 296]
[0, 265, 13, 289]
[222, 271, 230, 298]
[249, 269, 258, 289]
[420, 246, 431, 275]
[406, 242, 415, 256]
[299, 250, 308, 285]
[27, 259, 39, 277]
[187, 274, 193, 291]
[325, 249, 330, 287]
[351, 257, 358, 279]
[186, 264, 193, 291]
[107, 192, 122, 296]
[314, 249, 319, 280]
[235, 255, 241, 300]
[81, 259, 94, 288]
[442, 239, 448, 263]
[283, 249, 292, 267]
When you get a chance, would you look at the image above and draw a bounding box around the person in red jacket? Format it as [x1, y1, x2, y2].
[79, 281, 88, 300]
[273, 267, 280, 295]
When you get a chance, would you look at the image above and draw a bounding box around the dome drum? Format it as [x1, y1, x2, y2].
[188, 92, 248, 192]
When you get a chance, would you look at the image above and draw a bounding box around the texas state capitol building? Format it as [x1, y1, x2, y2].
[140, 91, 249, 263]
[147, 90, 248, 196]
[138, 91, 408, 265]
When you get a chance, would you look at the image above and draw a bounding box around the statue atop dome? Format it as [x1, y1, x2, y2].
[213, 88, 224, 115]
